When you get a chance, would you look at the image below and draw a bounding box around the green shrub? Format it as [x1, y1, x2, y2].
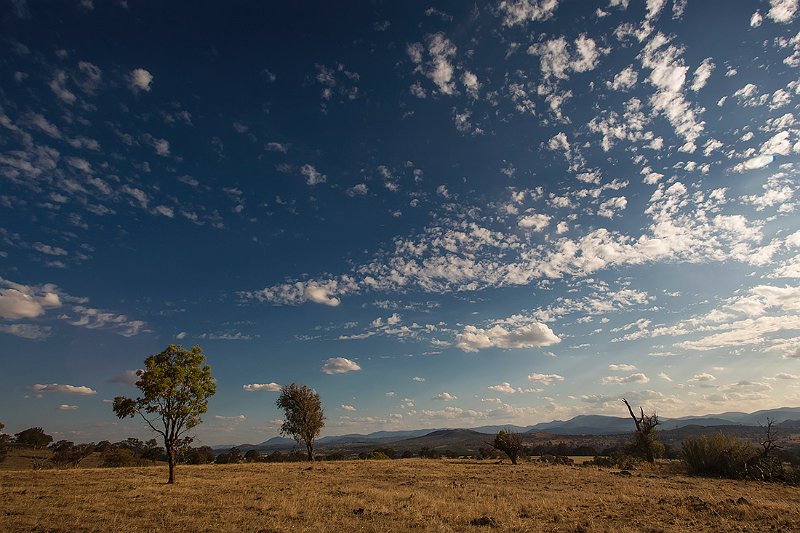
[364, 451, 391, 460]
[681, 432, 758, 478]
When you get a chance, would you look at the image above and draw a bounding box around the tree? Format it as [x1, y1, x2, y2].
[276, 383, 325, 461]
[51, 440, 94, 467]
[622, 398, 663, 463]
[0, 422, 9, 463]
[244, 449, 261, 462]
[490, 429, 525, 465]
[15, 427, 53, 449]
[112, 344, 216, 484]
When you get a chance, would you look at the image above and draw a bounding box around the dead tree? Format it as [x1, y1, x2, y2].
[622, 398, 661, 463]
[752, 417, 784, 480]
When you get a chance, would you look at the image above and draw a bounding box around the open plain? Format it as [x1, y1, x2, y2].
[2, 460, 799, 532]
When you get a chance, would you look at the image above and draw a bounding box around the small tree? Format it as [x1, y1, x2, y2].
[112, 344, 216, 484]
[622, 398, 663, 463]
[490, 429, 525, 464]
[0, 422, 9, 462]
[51, 440, 94, 467]
[244, 449, 261, 462]
[276, 383, 325, 461]
[15, 427, 53, 449]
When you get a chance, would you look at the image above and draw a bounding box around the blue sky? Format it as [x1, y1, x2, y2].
[1, 0, 799, 446]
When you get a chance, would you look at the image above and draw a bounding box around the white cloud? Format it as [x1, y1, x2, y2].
[340, 404, 356, 411]
[608, 65, 638, 91]
[528, 373, 565, 385]
[767, 0, 798, 23]
[597, 196, 627, 218]
[608, 363, 637, 371]
[497, 0, 559, 26]
[690, 58, 715, 92]
[751, 10, 763, 27]
[412, 376, 425, 382]
[32, 383, 96, 395]
[243, 382, 281, 392]
[300, 164, 327, 185]
[321, 357, 361, 374]
[433, 392, 458, 401]
[0, 323, 51, 340]
[457, 322, 560, 352]
[732, 154, 774, 172]
[58, 404, 79, 411]
[129, 68, 153, 92]
[518, 213, 551, 231]
[487, 382, 517, 393]
[689, 373, 716, 382]
[0, 279, 62, 320]
[601, 373, 650, 384]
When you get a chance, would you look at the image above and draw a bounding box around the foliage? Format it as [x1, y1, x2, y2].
[418, 447, 441, 459]
[491, 429, 525, 465]
[244, 449, 261, 462]
[215, 447, 242, 464]
[51, 440, 95, 467]
[276, 383, 325, 462]
[102, 447, 139, 467]
[112, 344, 216, 483]
[681, 432, 758, 479]
[364, 451, 391, 460]
[0, 421, 9, 462]
[181, 445, 215, 465]
[15, 427, 53, 449]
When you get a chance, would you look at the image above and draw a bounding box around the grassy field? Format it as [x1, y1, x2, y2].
[2, 459, 800, 532]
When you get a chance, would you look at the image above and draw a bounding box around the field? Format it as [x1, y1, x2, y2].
[2, 460, 800, 532]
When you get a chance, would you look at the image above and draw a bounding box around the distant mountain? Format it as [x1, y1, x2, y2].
[221, 407, 800, 452]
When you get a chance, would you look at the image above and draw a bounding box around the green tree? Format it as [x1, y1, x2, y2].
[490, 429, 525, 464]
[0, 422, 9, 462]
[15, 427, 53, 449]
[112, 344, 216, 484]
[276, 383, 325, 462]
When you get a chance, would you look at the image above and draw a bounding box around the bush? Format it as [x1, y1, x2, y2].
[682, 432, 758, 478]
[364, 451, 391, 460]
[102, 447, 139, 467]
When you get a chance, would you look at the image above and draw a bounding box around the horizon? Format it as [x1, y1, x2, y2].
[1, 0, 800, 447]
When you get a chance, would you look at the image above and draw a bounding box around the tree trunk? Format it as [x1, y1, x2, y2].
[306, 442, 314, 462]
[167, 445, 175, 484]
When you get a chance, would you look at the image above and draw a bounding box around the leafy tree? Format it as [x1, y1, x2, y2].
[112, 344, 216, 483]
[15, 427, 53, 449]
[244, 449, 261, 462]
[51, 440, 94, 467]
[182, 445, 215, 465]
[276, 383, 325, 462]
[622, 398, 663, 463]
[141, 439, 166, 463]
[490, 429, 525, 465]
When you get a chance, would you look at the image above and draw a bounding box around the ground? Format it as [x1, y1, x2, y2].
[1, 459, 799, 532]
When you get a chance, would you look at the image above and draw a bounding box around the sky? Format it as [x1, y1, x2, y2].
[0, 0, 799, 446]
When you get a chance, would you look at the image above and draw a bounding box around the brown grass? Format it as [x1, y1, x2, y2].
[2, 459, 799, 532]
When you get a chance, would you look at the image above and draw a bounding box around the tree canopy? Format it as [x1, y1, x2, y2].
[112, 344, 215, 483]
[276, 383, 325, 461]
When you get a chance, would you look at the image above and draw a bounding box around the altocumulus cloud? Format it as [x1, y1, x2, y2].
[243, 382, 281, 392]
[321, 357, 361, 374]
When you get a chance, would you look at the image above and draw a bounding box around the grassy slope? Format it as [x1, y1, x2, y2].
[2, 459, 800, 532]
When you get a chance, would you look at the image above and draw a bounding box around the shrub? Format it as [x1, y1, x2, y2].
[102, 447, 139, 467]
[682, 432, 758, 478]
[365, 451, 391, 460]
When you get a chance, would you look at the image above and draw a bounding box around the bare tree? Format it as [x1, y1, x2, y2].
[489, 429, 525, 465]
[622, 398, 662, 463]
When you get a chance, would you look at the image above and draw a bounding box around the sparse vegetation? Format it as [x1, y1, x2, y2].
[2, 458, 800, 532]
[112, 344, 217, 484]
[276, 383, 325, 462]
[622, 398, 663, 462]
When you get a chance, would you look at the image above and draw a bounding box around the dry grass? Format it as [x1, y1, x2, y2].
[2, 459, 800, 532]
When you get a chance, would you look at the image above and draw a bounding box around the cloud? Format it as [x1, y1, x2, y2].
[0, 323, 51, 340]
[299, 164, 327, 185]
[608, 364, 637, 371]
[129, 68, 153, 92]
[243, 382, 282, 392]
[58, 404, 79, 411]
[601, 373, 650, 384]
[340, 404, 356, 411]
[265, 142, 288, 153]
[496, 0, 559, 26]
[457, 322, 560, 352]
[518, 213, 551, 231]
[214, 415, 246, 421]
[487, 382, 516, 393]
[433, 392, 458, 401]
[689, 373, 716, 383]
[767, 0, 798, 23]
[528, 373, 565, 385]
[0, 279, 62, 320]
[412, 376, 426, 382]
[31, 383, 96, 395]
[108, 370, 139, 385]
[321, 357, 361, 374]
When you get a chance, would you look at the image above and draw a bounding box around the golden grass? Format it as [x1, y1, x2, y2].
[2, 459, 799, 532]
